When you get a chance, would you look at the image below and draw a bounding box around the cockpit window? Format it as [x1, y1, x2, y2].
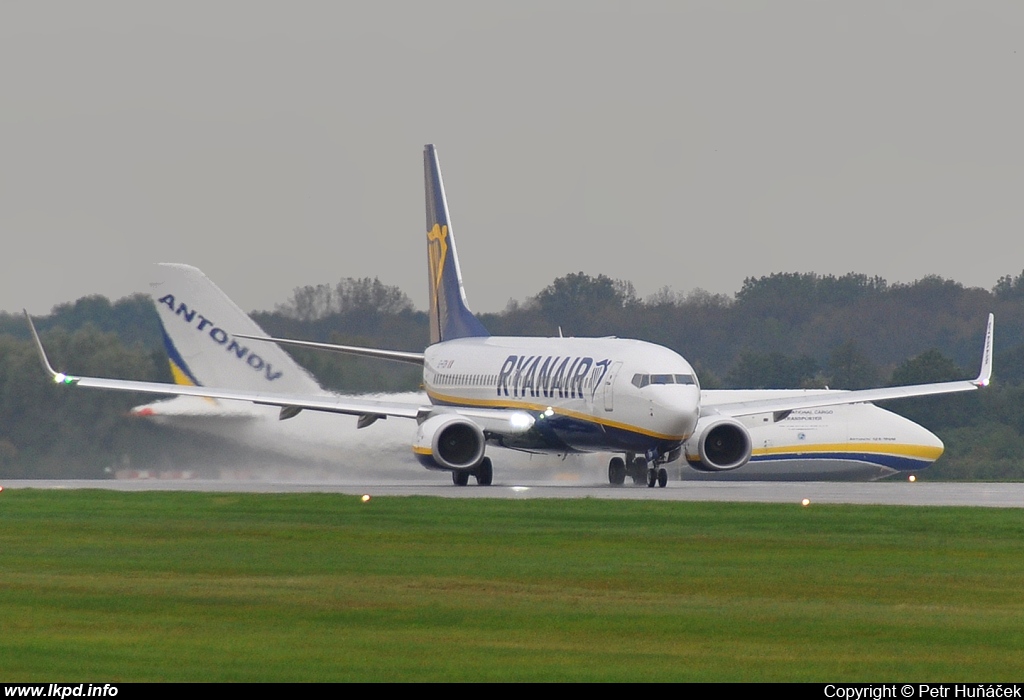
[632, 373, 696, 388]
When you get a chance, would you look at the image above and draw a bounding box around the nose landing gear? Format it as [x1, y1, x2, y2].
[646, 466, 668, 488]
[608, 454, 669, 488]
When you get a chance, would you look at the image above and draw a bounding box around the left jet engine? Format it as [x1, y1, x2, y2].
[682, 415, 752, 472]
[413, 413, 486, 471]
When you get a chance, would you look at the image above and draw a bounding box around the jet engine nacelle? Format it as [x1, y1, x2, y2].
[683, 416, 752, 472]
[413, 413, 486, 471]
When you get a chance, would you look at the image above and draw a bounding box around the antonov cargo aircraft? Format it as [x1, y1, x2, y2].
[26, 145, 994, 488]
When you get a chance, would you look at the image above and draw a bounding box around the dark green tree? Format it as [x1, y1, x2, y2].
[885, 349, 976, 431]
[725, 351, 819, 389]
[531, 272, 636, 333]
[827, 341, 881, 389]
[890, 349, 962, 385]
[993, 270, 1024, 300]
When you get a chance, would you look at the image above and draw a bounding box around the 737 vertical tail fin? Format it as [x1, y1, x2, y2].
[424, 144, 489, 345]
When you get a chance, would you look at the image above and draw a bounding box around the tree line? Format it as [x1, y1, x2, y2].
[2, 269, 1024, 480]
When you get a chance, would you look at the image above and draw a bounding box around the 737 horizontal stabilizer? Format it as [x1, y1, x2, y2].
[232, 333, 425, 365]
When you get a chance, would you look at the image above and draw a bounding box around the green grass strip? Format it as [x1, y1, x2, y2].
[1, 490, 1023, 681]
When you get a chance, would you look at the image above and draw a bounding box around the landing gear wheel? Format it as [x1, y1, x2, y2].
[452, 470, 470, 486]
[475, 457, 493, 486]
[631, 456, 648, 485]
[647, 468, 657, 488]
[608, 457, 626, 486]
[657, 467, 668, 488]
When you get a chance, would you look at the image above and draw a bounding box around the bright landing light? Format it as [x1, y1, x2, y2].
[801, 498, 810, 506]
[509, 412, 535, 431]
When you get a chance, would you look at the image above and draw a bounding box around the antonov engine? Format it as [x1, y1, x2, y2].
[413, 413, 486, 471]
[683, 415, 752, 471]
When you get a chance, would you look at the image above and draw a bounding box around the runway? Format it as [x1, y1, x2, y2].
[4, 478, 1024, 508]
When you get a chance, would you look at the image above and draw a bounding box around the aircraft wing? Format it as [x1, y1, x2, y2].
[26, 311, 424, 421]
[703, 313, 994, 418]
[27, 311, 535, 436]
[231, 333, 425, 365]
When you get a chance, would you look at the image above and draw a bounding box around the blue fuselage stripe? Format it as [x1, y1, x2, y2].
[747, 451, 932, 472]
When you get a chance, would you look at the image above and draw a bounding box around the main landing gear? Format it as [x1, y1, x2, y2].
[608, 457, 627, 485]
[451, 457, 493, 487]
[608, 454, 668, 488]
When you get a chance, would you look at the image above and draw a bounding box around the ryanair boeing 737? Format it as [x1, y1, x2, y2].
[26, 145, 994, 488]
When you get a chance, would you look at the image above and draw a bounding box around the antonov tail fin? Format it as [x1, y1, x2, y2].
[424, 144, 489, 345]
[150, 263, 327, 396]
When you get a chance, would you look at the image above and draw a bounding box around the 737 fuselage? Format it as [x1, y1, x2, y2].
[421, 336, 700, 458]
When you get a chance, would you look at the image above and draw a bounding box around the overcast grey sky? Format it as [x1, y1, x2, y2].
[2, 1, 1022, 316]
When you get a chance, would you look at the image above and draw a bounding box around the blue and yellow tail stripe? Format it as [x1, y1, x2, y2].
[160, 327, 202, 387]
[424, 144, 489, 344]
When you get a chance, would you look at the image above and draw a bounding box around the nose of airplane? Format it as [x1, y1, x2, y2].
[912, 422, 945, 464]
[652, 387, 701, 438]
[886, 410, 945, 475]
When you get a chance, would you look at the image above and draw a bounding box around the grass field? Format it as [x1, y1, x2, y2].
[1, 489, 1023, 682]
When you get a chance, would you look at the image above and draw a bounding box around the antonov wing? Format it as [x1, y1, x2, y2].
[703, 313, 994, 418]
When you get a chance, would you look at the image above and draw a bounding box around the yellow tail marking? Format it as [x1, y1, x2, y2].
[427, 223, 449, 309]
[168, 361, 196, 387]
[169, 359, 218, 405]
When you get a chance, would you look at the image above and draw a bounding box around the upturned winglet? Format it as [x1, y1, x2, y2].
[23, 310, 74, 384]
[973, 313, 994, 387]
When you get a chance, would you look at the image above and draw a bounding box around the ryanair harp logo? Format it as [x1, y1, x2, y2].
[427, 223, 449, 306]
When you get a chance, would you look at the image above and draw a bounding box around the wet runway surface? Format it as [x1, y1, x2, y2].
[4, 478, 1024, 508]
